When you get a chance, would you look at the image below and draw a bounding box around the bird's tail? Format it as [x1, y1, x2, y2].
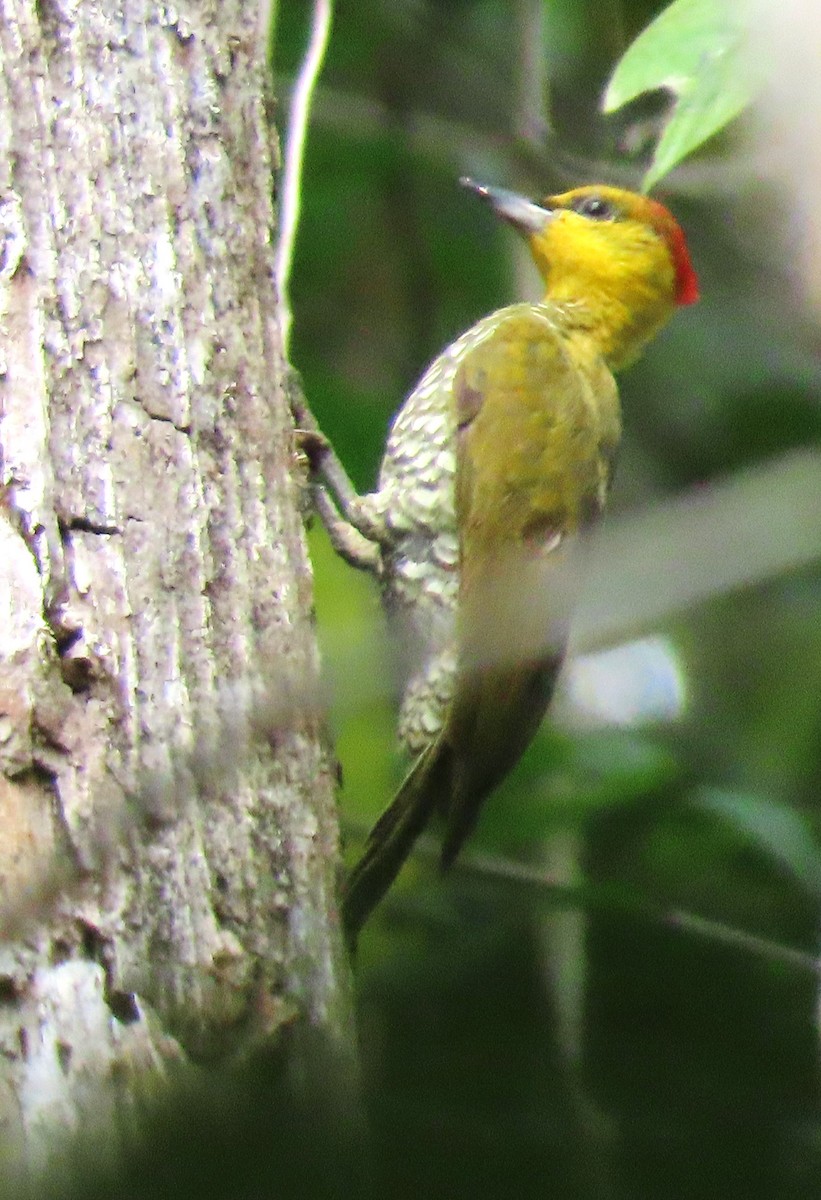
[342, 738, 451, 948]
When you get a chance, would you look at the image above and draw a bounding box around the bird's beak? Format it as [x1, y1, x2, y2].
[460, 177, 554, 236]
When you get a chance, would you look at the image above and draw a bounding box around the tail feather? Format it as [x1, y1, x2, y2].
[439, 652, 563, 869]
[342, 739, 451, 946]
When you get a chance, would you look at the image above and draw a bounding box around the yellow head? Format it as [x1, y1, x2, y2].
[462, 179, 698, 369]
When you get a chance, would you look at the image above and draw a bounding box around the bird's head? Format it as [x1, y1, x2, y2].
[461, 179, 698, 369]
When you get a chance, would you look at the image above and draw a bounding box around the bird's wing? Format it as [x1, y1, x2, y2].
[441, 309, 615, 863]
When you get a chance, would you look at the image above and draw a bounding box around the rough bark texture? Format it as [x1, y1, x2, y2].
[0, 0, 351, 1178]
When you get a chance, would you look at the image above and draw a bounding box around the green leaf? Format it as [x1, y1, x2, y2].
[473, 731, 678, 851]
[603, 0, 755, 189]
[692, 788, 821, 897]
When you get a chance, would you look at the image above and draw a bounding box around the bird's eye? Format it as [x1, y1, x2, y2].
[572, 195, 615, 221]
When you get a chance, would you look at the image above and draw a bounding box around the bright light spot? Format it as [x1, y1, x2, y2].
[557, 635, 687, 728]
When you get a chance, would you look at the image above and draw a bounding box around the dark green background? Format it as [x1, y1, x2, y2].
[277, 3, 821, 1196]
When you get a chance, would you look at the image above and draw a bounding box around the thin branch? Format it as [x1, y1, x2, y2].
[458, 848, 821, 975]
[296, 78, 756, 200]
[275, 0, 334, 355]
[348, 828, 821, 976]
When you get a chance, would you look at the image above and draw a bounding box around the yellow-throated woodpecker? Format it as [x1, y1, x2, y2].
[317, 178, 698, 942]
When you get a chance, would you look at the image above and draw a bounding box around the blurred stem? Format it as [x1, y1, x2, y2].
[573, 449, 821, 653]
[599, 0, 627, 61]
[513, 0, 551, 147]
[539, 831, 586, 1067]
[538, 829, 618, 1200]
[512, 0, 550, 300]
[382, 143, 439, 382]
[275, 0, 335, 355]
[371, 27, 440, 381]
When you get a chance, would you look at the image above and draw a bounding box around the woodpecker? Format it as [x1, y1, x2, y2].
[331, 178, 698, 940]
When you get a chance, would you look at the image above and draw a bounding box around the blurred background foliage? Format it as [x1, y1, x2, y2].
[274, 2, 821, 1196]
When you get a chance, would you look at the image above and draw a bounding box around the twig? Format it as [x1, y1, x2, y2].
[463, 846, 821, 973]
[275, 0, 335, 355]
[349, 828, 821, 976]
[294, 79, 755, 200]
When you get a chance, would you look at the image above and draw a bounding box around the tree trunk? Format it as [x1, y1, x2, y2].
[0, 0, 353, 1182]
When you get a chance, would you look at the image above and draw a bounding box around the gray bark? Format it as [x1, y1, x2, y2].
[0, 0, 352, 1180]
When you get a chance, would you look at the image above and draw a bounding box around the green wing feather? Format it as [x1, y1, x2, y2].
[441, 311, 612, 862]
[342, 309, 619, 940]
